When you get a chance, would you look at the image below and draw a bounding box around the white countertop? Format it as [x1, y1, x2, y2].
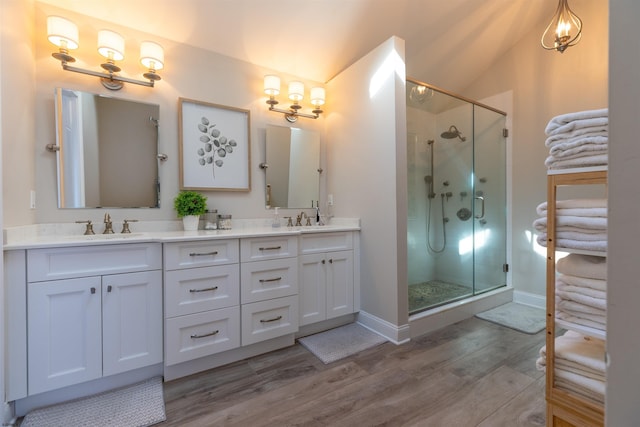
[3, 218, 361, 250]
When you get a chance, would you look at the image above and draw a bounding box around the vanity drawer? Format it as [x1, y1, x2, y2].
[165, 306, 240, 366]
[240, 236, 298, 262]
[164, 239, 239, 270]
[241, 295, 298, 345]
[165, 265, 239, 317]
[240, 258, 297, 304]
[27, 243, 162, 282]
[299, 232, 353, 254]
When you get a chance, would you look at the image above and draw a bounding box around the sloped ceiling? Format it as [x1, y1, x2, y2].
[38, 0, 553, 92]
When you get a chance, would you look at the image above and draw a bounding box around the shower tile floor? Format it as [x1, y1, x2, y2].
[409, 280, 473, 313]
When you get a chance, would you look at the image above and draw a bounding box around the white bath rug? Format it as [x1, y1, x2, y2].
[21, 376, 166, 427]
[476, 302, 546, 334]
[298, 322, 387, 364]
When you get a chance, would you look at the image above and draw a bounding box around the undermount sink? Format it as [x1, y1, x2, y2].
[64, 233, 146, 241]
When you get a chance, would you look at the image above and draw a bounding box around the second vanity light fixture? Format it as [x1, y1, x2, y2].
[264, 75, 325, 123]
[541, 0, 582, 53]
[47, 16, 164, 90]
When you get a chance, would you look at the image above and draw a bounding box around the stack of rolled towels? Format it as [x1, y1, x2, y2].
[556, 253, 607, 332]
[536, 330, 606, 404]
[533, 198, 607, 252]
[545, 108, 608, 170]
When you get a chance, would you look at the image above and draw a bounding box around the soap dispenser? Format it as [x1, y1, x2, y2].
[272, 207, 281, 228]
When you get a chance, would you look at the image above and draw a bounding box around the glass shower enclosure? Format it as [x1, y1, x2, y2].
[406, 79, 507, 314]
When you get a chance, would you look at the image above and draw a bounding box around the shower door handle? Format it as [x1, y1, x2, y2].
[474, 196, 485, 219]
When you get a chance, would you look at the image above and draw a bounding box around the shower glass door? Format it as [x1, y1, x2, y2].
[406, 80, 507, 315]
[472, 106, 507, 294]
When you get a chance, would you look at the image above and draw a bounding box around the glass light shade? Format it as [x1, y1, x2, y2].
[47, 16, 79, 49]
[288, 81, 304, 102]
[97, 30, 125, 61]
[140, 41, 164, 70]
[310, 87, 326, 106]
[264, 75, 281, 96]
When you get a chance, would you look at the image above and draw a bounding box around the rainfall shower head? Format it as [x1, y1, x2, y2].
[441, 125, 467, 141]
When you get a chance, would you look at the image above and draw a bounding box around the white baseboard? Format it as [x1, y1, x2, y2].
[356, 311, 410, 345]
[513, 290, 546, 310]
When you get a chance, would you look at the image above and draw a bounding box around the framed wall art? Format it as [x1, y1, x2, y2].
[178, 98, 251, 191]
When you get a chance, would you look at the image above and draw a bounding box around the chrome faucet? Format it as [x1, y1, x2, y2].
[103, 213, 114, 234]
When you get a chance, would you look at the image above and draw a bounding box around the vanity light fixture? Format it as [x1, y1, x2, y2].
[541, 0, 582, 53]
[47, 16, 164, 90]
[263, 75, 325, 123]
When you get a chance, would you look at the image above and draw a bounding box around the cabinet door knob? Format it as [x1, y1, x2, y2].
[91, 287, 96, 294]
[329, 259, 333, 264]
[107, 285, 113, 293]
[321, 259, 325, 264]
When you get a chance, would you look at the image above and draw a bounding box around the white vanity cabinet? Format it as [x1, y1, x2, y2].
[240, 236, 299, 345]
[25, 243, 163, 396]
[298, 232, 355, 326]
[163, 239, 241, 366]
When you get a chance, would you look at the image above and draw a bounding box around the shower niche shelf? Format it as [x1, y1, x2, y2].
[545, 168, 606, 427]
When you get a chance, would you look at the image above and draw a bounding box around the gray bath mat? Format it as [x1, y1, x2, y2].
[476, 302, 546, 334]
[21, 376, 166, 427]
[298, 323, 387, 364]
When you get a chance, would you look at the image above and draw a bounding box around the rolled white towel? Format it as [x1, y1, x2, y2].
[536, 234, 607, 252]
[556, 311, 606, 330]
[556, 253, 607, 280]
[555, 371, 605, 404]
[558, 273, 606, 292]
[545, 108, 609, 135]
[546, 128, 608, 147]
[536, 198, 607, 217]
[556, 288, 606, 311]
[533, 215, 607, 232]
[555, 231, 608, 242]
[545, 153, 608, 169]
[556, 280, 606, 300]
[557, 299, 606, 317]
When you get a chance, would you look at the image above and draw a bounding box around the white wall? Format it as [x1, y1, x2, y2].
[463, 0, 608, 298]
[326, 37, 408, 329]
[607, 0, 640, 423]
[27, 3, 326, 227]
[1, 0, 36, 421]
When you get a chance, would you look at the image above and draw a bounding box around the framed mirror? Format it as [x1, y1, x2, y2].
[264, 125, 320, 208]
[53, 88, 161, 208]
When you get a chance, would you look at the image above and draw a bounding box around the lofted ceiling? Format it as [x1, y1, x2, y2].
[38, 0, 554, 93]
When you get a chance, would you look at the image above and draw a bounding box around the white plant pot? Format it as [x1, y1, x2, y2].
[182, 215, 200, 231]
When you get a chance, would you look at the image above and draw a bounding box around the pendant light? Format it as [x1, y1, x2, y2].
[541, 0, 583, 53]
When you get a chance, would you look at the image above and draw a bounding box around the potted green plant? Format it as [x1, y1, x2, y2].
[174, 190, 208, 231]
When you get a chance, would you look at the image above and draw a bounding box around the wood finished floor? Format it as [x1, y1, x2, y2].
[160, 317, 547, 427]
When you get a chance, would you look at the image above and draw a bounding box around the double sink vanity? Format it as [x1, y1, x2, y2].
[4, 219, 360, 415]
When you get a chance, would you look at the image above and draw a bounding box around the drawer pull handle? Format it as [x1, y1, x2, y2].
[91, 287, 96, 294]
[107, 285, 113, 292]
[259, 277, 282, 283]
[259, 246, 282, 251]
[260, 315, 283, 323]
[189, 251, 219, 257]
[189, 286, 219, 293]
[190, 330, 219, 339]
